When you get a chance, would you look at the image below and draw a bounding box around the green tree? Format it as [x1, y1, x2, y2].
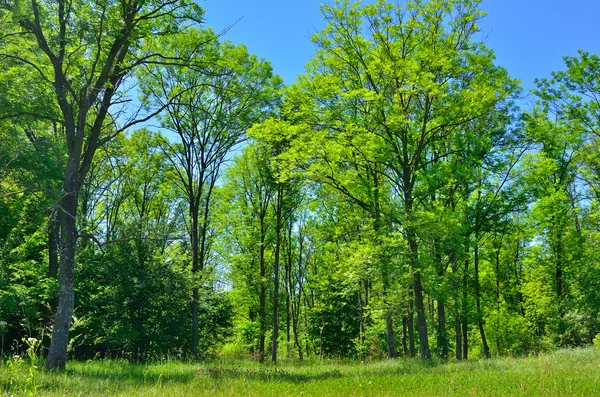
[0, 0, 205, 369]
[281, 0, 518, 359]
[138, 28, 281, 358]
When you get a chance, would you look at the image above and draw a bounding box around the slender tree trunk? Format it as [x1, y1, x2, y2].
[437, 300, 448, 359]
[358, 283, 365, 353]
[372, 170, 396, 359]
[435, 246, 448, 359]
[494, 240, 502, 354]
[271, 185, 283, 364]
[474, 238, 490, 358]
[285, 224, 292, 352]
[401, 317, 408, 356]
[258, 218, 267, 364]
[413, 270, 431, 360]
[407, 226, 430, 359]
[382, 270, 397, 358]
[554, 225, 565, 340]
[292, 225, 303, 360]
[455, 311, 462, 360]
[513, 239, 526, 317]
[190, 206, 200, 359]
[46, 172, 79, 370]
[451, 252, 462, 360]
[462, 256, 469, 360]
[407, 288, 416, 358]
[404, 178, 430, 360]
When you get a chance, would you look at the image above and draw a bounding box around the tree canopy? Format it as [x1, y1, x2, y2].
[1, 0, 599, 368]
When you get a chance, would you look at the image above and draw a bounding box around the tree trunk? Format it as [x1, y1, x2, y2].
[190, 206, 200, 359]
[435, 247, 448, 359]
[401, 317, 408, 356]
[437, 300, 448, 359]
[413, 270, 431, 360]
[474, 239, 490, 358]
[382, 270, 396, 358]
[258, 218, 267, 364]
[46, 173, 79, 370]
[407, 289, 415, 358]
[455, 310, 462, 360]
[271, 185, 283, 364]
[462, 256, 469, 360]
[358, 284, 365, 353]
[452, 252, 462, 360]
[292, 225, 303, 360]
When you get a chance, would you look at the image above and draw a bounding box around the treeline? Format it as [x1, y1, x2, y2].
[1, 0, 599, 368]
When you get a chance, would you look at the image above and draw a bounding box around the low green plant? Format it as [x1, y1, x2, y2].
[593, 333, 600, 349]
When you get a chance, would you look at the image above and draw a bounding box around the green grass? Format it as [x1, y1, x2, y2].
[2, 348, 599, 396]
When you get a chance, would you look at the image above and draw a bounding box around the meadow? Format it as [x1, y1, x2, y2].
[2, 348, 599, 396]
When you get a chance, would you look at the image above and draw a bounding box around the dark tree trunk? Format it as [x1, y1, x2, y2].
[401, 316, 408, 356]
[382, 270, 397, 358]
[437, 300, 448, 359]
[46, 172, 79, 370]
[434, 246, 448, 359]
[462, 256, 469, 360]
[474, 239, 490, 358]
[358, 284, 365, 351]
[455, 310, 462, 360]
[452, 252, 462, 360]
[190, 206, 200, 359]
[292, 224, 303, 360]
[271, 184, 283, 364]
[413, 270, 431, 360]
[407, 288, 416, 358]
[554, 227, 565, 339]
[258, 219, 267, 364]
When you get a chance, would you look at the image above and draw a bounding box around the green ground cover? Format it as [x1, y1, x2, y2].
[2, 348, 599, 396]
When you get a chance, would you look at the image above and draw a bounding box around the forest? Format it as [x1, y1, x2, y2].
[1, 0, 600, 375]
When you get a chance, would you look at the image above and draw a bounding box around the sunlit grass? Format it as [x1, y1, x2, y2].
[2, 348, 599, 396]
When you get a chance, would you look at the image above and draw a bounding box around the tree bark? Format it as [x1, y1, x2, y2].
[451, 252, 462, 360]
[462, 258, 469, 360]
[474, 238, 490, 358]
[258, 218, 267, 364]
[437, 300, 448, 359]
[407, 288, 416, 358]
[401, 316, 408, 356]
[271, 184, 283, 364]
[382, 270, 397, 358]
[413, 270, 431, 360]
[435, 245, 448, 359]
[191, 205, 200, 359]
[46, 173, 79, 370]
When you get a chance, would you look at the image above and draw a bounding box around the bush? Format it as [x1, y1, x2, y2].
[593, 333, 600, 349]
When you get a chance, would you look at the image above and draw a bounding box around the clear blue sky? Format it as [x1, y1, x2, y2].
[199, 0, 600, 95]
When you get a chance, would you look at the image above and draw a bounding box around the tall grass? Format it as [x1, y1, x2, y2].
[2, 348, 599, 396]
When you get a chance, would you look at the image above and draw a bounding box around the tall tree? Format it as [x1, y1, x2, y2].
[0, 0, 204, 369]
[139, 28, 281, 358]
[282, 0, 518, 359]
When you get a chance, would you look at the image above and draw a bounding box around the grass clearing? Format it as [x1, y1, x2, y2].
[2, 348, 599, 396]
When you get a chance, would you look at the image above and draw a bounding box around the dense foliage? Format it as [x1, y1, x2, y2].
[0, 0, 599, 367]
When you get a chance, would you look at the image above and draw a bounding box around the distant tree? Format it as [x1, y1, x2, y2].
[138, 28, 281, 358]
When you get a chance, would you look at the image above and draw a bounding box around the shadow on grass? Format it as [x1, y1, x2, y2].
[194, 366, 344, 383]
[59, 362, 345, 385]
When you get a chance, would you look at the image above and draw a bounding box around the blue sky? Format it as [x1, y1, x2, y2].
[199, 0, 600, 98]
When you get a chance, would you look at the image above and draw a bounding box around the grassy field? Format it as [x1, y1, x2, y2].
[2, 348, 599, 396]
